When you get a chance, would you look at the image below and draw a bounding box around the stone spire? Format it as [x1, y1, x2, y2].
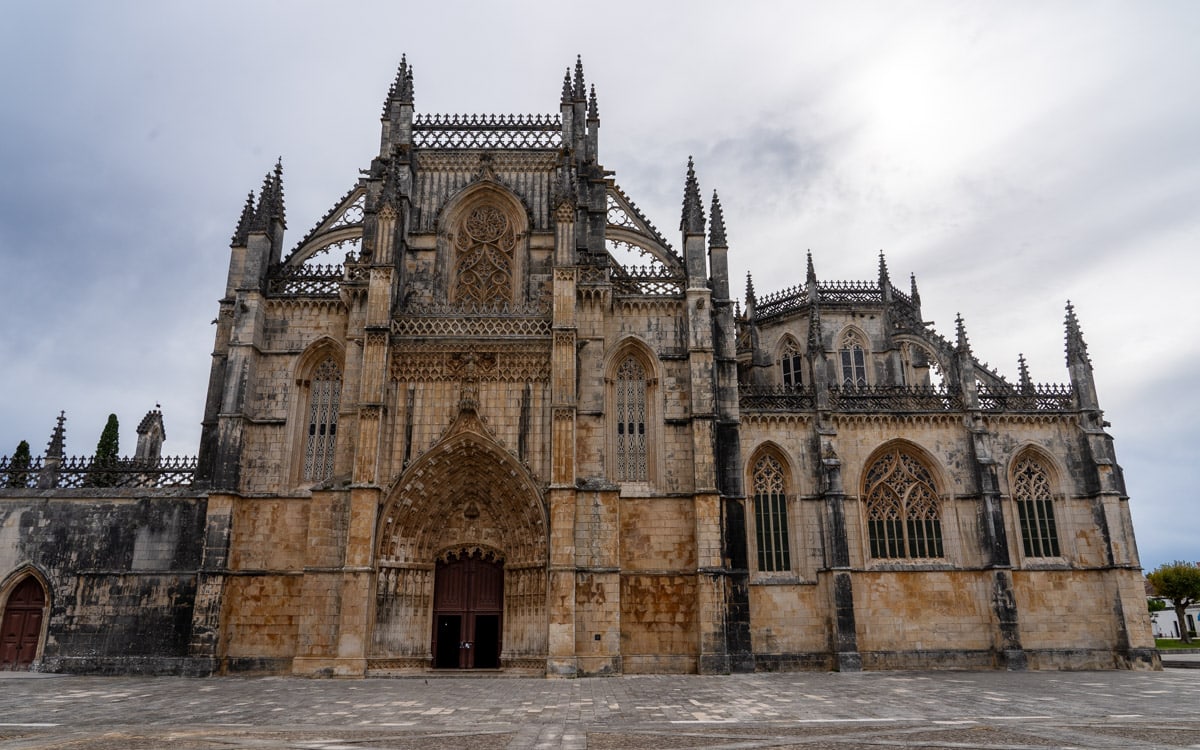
[680, 157, 705, 234]
[561, 68, 572, 103]
[383, 55, 408, 112]
[573, 55, 586, 101]
[709, 191, 729, 300]
[400, 61, 414, 104]
[878, 251, 891, 288]
[745, 272, 757, 315]
[1064, 300, 1090, 366]
[806, 251, 817, 287]
[231, 191, 255, 246]
[250, 160, 286, 232]
[45, 411, 66, 460]
[709, 191, 727, 248]
[587, 84, 599, 120]
[910, 272, 921, 308]
[1018, 353, 1032, 392]
[955, 313, 972, 355]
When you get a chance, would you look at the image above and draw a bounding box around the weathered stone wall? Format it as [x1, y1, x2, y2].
[0, 491, 207, 674]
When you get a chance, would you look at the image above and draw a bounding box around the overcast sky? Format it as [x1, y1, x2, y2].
[1, 2, 1197, 572]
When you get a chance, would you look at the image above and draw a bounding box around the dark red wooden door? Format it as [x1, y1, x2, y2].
[1, 577, 46, 670]
[432, 552, 503, 668]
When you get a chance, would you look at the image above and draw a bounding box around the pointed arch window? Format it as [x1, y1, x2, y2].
[865, 447, 943, 559]
[752, 454, 791, 572]
[454, 204, 515, 306]
[302, 356, 341, 481]
[614, 356, 648, 482]
[780, 339, 802, 388]
[1013, 455, 1060, 557]
[840, 330, 868, 388]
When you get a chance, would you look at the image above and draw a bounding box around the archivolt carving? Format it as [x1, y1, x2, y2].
[378, 421, 547, 567]
[390, 343, 551, 382]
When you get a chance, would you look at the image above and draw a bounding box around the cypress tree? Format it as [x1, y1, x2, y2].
[89, 414, 121, 487]
[5, 440, 31, 488]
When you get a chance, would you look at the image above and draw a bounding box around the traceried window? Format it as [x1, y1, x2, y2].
[454, 204, 515, 306]
[1012, 455, 1060, 557]
[614, 356, 648, 481]
[303, 357, 341, 481]
[752, 454, 791, 572]
[864, 447, 943, 559]
[839, 330, 868, 388]
[780, 340, 802, 388]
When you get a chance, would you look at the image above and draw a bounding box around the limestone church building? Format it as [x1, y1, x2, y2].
[0, 58, 1156, 676]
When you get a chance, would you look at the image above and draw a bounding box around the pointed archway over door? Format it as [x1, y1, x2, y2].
[1, 577, 47, 670]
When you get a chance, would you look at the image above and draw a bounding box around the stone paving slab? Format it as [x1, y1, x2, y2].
[0, 669, 1197, 748]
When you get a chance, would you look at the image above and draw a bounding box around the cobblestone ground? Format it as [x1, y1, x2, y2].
[0, 668, 1198, 749]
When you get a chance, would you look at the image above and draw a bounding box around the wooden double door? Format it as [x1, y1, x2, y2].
[432, 552, 502, 669]
[1, 577, 46, 670]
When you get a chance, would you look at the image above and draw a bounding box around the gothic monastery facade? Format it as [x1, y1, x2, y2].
[0, 58, 1156, 675]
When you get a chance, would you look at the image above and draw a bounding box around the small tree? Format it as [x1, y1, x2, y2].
[5, 440, 32, 488]
[88, 414, 121, 487]
[1147, 561, 1200, 643]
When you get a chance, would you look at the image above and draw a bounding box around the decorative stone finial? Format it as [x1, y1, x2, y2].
[745, 271, 757, 305]
[955, 313, 972, 355]
[384, 55, 408, 113]
[680, 157, 705, 234]
[709, 191, 727, 248]
[806, 250, 817, 286]
[231, 191, 255, 246]
[573, 55, 585, 101]
[587, 84, 599, 120]
[1018, 353, 1032, 391]
[1065, 301, 1091, 366]
[878, 251, 891, 287]
[910, 272, 921, 308]
[46, 411, 66, 459]
[561, 68, 572, 103]
[401, 63, 414, 104]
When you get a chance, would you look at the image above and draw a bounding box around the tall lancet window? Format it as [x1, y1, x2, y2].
[780, 339, 802, 388]
[839, 330, 868, 388]
[1013, 455, 1060, 557]
[615, 356, 648, 481]
[864, 447, 943, 559]
[303, 357, 341, 481]
[752, 454, 791, 572]
[454, 204, 514, 306]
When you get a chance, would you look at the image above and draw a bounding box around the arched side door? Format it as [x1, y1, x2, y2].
[1, 577, 47, 670]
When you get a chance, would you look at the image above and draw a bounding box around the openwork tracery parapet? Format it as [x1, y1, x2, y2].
[390, 343, 551, 383]
[413, 113, 563, 149]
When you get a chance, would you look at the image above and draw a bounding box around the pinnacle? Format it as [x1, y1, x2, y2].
[910, 272, 921, 306]
[878, 250, 891, 285]
[709, 191, 727, 247]
[680, 157, 705, 234]
[745, 271, 756, 303]
[1064, 300, 1090, 365]
[1018, 353, 1032, 390]
[561, 68, 572, 103]
[231, 190, 255, 246]
[573, 55, 585, 101]
[955, 313, 972, 354]
[46, 411, 66, 459]
[587, 84, 599, 120]
[383, 55, 409, 113]
[806, 250, 817, 285]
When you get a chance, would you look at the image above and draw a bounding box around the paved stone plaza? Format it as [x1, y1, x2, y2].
[1, 667, 1199, 749]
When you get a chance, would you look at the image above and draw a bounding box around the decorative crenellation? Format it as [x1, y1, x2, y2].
[830, 385, 962, 413]
[267, 263, 343, 296]
[390, 343, 551, 383]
